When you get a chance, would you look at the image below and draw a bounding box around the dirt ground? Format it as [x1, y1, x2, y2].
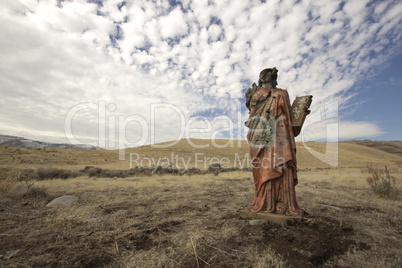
[1, 166, 401, 267]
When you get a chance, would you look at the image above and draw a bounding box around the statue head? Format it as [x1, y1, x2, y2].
[258, 67, 278, 88]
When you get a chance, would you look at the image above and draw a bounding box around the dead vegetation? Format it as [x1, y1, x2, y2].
[364, 165, 399, 200]
[0, 140, 401, 267]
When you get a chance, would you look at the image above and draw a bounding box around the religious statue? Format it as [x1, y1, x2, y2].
[245, 68, 311, 218]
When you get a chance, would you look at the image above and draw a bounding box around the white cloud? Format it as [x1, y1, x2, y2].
[190, 0, 214, 28]
[159, 7, 188, 39]
[0, 0, 400, 147]
[343, 0, 369, 29]
[207, 24, 221, 42]
[299, 119, 384, 142]
[339, 121, 384, 139]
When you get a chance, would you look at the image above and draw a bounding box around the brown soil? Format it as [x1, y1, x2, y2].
[0, 193, 358, 268]
[1, 168, 399, 267]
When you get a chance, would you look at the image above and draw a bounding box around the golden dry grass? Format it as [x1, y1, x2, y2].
[0, 139, 401, 267]
[0, 139, 400, 170]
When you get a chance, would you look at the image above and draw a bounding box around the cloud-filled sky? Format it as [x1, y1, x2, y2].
[0, 0, 401, 148]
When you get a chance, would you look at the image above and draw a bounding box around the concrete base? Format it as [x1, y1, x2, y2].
[238, 209, 304, 225]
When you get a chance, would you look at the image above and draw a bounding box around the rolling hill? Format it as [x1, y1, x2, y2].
[0, 138, 401, 170]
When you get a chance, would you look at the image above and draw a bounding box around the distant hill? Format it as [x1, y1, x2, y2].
[0, 135, 102, 150]
[343, 140, 402, 157]
[0, 137, 401, 170]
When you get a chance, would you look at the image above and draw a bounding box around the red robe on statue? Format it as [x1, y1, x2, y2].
[245, 84, 303, 216]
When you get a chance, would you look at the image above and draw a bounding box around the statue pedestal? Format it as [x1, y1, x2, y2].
[238, 209, 304, 225]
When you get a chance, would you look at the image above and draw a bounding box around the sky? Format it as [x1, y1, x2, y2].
[0, 0, 401, 149]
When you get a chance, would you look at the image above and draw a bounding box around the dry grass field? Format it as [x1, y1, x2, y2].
[0, 139, 401, 267]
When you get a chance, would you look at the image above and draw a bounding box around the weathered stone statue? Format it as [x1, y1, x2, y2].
[244, 68, 310, 218]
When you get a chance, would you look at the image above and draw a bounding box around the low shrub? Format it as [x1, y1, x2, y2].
[81, 166, 104, 177]
[366, 165, 398, 200]
[35, 167, 81, 180]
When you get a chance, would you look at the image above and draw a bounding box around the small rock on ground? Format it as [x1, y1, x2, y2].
[46, 195, 78, 208]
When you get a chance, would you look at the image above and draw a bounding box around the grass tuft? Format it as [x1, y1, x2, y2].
[365, 165, 398, 200]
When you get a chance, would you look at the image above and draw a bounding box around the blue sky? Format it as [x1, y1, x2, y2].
[0, 0, 401, 148]
[346, 51, 402, 141]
